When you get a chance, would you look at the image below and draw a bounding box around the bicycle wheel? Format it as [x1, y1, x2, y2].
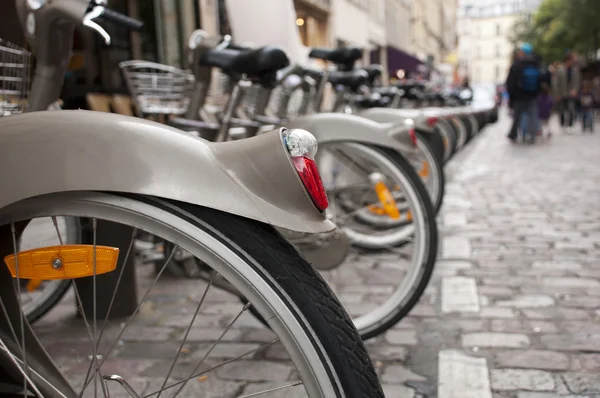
[18, 217, 80, 324]
[315, 143, 438, 339]
[410, 134, 445, 213]
[0, 192, 383, 398]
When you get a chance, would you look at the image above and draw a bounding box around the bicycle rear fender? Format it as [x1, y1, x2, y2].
[356, 108, 434, 133]
[0, 110, 334, 233]
[285, 113, 417, 154]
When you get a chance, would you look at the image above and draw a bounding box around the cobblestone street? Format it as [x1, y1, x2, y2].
[376, 110, 600, 398]
[29, 110, 600, 397]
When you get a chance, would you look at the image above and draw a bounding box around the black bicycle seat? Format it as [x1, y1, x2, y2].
[308, 46, 363, 70]
[362, 65, 384, 84]
[200, 46, 290, 78]
[355, 93, 391, 108]
[328, 69, 369, 91]
[372, 86, 399, 98]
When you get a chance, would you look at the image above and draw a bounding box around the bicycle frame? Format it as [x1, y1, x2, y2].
[0, 0, 335, 235]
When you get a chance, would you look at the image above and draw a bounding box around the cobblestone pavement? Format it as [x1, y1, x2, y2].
[24, 110, 600, 397]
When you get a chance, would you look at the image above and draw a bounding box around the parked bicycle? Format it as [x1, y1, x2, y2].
[0, 1, 385, 397]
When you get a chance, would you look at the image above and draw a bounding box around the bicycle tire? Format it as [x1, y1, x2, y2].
[0, 193, 384, 398]
[415, 133, 445, 213]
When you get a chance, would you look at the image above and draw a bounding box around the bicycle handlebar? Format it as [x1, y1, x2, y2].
[98, 8, 144, 31]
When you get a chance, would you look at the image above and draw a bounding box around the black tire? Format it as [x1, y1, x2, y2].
[415, 133, 446, 213]
[24, 280, 71, 324]
[416, 128, 445, 164]
[163, 200, 385, 397]
[0, 194, 385, 398]
[247, 145, 438, 340]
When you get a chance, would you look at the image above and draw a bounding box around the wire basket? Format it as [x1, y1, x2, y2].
[119, 61, 195, 115]
[0, 39, 31, 117]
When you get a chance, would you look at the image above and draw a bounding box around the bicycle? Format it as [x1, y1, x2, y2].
[121, 31, 439, 340]
[0, 1, 384, 397]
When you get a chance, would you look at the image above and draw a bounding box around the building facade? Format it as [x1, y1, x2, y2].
[457, 0, 542, 86]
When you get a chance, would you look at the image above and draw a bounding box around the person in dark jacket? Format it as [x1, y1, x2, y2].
[506, 43, 541, 143]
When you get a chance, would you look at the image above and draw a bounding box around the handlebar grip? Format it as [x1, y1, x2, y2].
[100, 9, 144, 31]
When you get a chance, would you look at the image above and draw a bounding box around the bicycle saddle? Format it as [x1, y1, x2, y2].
[328, 70, 369, 91]
[355, 93, 392, 108]
[372, 86, 400, 98]
[200, 45, 290, 78]
[308, 46, 363, 70]
[362, 65, 384, 85]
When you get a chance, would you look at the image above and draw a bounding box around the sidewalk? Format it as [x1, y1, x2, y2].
[375, 110, 600, 397]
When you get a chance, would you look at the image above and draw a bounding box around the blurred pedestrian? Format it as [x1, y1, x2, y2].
[537, 84, 554, 138]
[506, 43, 541, 143]
[553, 51, 581, 133]
[580, 80, 595, 133]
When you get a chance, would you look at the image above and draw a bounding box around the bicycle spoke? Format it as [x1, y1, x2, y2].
[11, 222, 28, 397]
[51, 216, 64, 245]
[157, 270, 216, 398]
[143, 338, 279, 398]
[78, 245, 180, 396]
[238, 380, 303, 398]
[96, 228, 138, 348]
[171, 302, 251, 397]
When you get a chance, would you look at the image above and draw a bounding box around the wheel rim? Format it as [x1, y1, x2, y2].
[0, 192, 339, 398]
[315, 144, 432, 336]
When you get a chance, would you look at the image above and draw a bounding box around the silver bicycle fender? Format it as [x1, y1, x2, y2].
[0, 110, 334, 233]
[356, 108, 434, 133]
[285, 113, 417, 154]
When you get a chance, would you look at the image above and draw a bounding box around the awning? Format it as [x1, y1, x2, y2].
[386, 46, 424, 75]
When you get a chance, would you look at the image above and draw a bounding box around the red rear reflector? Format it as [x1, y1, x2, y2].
[427, 117, 439, 127]
[291, 156, 329, 212]
[409, 128, 417, 146]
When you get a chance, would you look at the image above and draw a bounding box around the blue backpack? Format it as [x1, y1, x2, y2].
[519, 65, 540, 93]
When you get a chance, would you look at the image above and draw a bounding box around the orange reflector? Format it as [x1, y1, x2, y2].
[443, 137, 448, 149]
[419, 161, 430, 177]
[5, 245, 119, 280]
[374, 181, 400, 219]
[26, 279, 43, 292]
[367, 204, 386, 216]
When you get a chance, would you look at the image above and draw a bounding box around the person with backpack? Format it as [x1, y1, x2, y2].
[506, 43, 542, 143]
[553, 51, 581, 133]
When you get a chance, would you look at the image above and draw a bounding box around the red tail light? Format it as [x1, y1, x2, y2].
[283, 129, 329, 212]
[427, 116, 439, 127]
[404, 118, 417, 147]
[409, 128, 417, 146]
[291, 156, 329, 211]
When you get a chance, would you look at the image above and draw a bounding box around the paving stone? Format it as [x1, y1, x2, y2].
[478, 286, 515, 296]
[438, 350, 492, 398]
[241, 381, 307, 398]
[496, 295, 555, 308]
[443, 236, 472, 258]
[442, 276, 481, 313]
[571, 354, 600, 371]
[386, 329, 418, 346]
[532, 261, 582, 270]
[522, 308, 591, 321]
[444, 213, 468, 227]
[462, 333, 530, 348]
[542, 277, 600, 288]
[495, 350, 569, 370]
[382, 384, 416, 398]
[367, 345, 409, 361]
[479, 307, 517, 319]
[217, 361, 293, 381]
[561, 372, 600, 395]
[541, 334, 600, 352]
[490, 369, 555, 391]
[381, 364, 427, 384]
